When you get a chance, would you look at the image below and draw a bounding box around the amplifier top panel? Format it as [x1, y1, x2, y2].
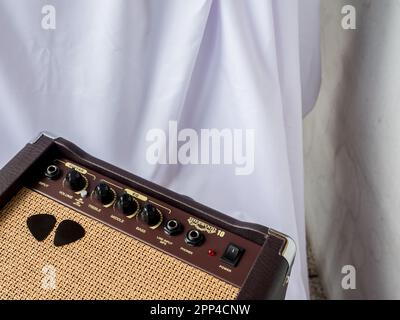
[30, 159, 262, 288]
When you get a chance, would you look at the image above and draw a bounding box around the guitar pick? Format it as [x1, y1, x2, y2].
[54, 220, 85, 247]
[27, 214, 56, 241]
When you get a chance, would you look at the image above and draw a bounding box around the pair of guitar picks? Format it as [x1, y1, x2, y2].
[27, 214, 85, 247]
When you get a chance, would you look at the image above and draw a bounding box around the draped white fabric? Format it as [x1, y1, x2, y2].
[305, 0, 400, 299]
[0, 0, 320, 299]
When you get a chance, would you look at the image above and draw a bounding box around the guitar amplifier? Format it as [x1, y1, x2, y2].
[0, 132, 295, 300]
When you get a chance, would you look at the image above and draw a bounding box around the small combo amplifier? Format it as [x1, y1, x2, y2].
[0, 132, 295, 300]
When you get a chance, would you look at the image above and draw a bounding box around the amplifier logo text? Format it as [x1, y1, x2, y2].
[187, 217, 217, 234]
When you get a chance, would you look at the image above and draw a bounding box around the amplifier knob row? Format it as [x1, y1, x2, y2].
[48, 166, 207, 247]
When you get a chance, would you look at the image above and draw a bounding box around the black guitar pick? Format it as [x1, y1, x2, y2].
[27, 214, 57, 241]
[54, 220, 85, 247]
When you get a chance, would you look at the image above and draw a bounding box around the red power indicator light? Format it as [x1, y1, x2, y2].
[208, 249, 216, 256]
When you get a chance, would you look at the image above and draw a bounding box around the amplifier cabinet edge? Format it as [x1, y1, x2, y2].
[0, 132, 295, 300]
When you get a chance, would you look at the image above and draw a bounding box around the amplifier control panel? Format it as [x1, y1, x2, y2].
[30, 159, 262, 287]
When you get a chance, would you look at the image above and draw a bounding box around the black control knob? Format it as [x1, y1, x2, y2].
[138, 203, 162, 227]
[117, 193, 139, 216]
[66, 169, 86, 192]
[94, 182, 114, 205]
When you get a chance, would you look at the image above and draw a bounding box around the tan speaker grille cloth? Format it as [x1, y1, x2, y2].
[0, 188, 239, 300]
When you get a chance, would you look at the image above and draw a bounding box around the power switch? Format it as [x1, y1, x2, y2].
[221, 243, 245, 267]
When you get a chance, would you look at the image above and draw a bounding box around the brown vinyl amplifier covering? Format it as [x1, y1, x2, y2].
[0, 134, 294, 300]
[0, 188, 239, 300]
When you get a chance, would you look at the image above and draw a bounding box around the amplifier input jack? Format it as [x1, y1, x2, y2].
[45, 165, 60, 180]
[185, 229, 204, 246]
[164, 219, 183, 236]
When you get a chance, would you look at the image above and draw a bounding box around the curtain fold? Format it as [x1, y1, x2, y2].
[305, 0, 400, 299]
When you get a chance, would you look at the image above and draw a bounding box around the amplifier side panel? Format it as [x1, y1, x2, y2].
[238, 233, 291, 300]
[0, 134, 54, 209]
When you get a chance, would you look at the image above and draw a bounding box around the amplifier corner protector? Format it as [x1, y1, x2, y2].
[29, 131, 58, 144]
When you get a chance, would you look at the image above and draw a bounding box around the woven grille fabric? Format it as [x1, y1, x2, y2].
[0, 188, 239, 300]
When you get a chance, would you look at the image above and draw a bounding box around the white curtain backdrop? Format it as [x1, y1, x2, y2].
[0, 0, 320, 299]
[305, 0, 400, 299]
